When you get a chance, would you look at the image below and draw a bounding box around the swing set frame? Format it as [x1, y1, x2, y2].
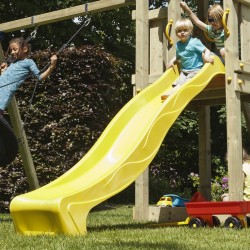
[0, 0, 250, 224]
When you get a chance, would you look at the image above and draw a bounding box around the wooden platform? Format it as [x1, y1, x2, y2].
[189, 74, 250, 109]
[193, 74, 225, 101]
[204, 74, 226, 90]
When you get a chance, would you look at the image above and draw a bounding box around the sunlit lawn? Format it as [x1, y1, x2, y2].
[1, 205, 250, 249]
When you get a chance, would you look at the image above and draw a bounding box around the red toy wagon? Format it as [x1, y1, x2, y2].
[185, 201, 250, 229]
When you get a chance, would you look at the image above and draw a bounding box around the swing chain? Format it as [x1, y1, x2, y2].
[40, 15, 91, 70]
[22, 16, 91, 130]
[82, 16, 91, 27]
[28, 27, 38, 41]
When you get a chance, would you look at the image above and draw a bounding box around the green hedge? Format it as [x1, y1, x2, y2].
[0, 45, 132, 212]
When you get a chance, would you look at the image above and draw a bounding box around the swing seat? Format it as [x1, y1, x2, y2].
[0, 114, 18, 166]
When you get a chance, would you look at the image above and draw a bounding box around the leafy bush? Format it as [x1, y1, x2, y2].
[189, 166, 228, 201]
[0, 45, 133, 212]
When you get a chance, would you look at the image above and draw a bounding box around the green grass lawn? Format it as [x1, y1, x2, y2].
[1, 205, 250, 249]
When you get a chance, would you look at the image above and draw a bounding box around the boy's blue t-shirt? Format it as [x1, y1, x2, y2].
[0, 58, 41, 110]
[176, 37, 206, 71]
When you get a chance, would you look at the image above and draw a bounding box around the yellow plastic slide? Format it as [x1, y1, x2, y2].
[10, 56, 225, 235]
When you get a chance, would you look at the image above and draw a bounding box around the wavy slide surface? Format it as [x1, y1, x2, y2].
[10, 56, 225, 235]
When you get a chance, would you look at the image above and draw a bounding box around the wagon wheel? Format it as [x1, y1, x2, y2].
[246, 216, 250, 227]
[188, 217, 206, 229]
[212, 216, 221, 227]
[224, 216, 242, 229]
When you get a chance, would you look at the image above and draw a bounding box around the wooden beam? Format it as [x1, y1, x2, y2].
[131, 73, 162, 85]
[188, 98, 226, 107]
[235, 0, 250, 6]
[0, 0, 135, 32]
[132, 7, 168, 21]
[194, 89, 225, 100]
[148, 7, 168, 20]
[236, 60, 250, 73]
[236, 74, 250, 94]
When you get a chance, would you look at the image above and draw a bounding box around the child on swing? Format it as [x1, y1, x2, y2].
[161, 18, 213, 101]
[0, 37, 57, 166]
[180, 1, 225, 61]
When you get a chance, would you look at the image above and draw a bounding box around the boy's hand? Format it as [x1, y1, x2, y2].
[204, 56, 214, 64]
[167, 62, 174, 69]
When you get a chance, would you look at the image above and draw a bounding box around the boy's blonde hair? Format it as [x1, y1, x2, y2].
[175, 18, 193, 34]
[208, 4, 224, 23]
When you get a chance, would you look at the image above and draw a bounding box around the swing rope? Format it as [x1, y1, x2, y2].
[40, 16, 91, 74]
[21, 16, 91, 133]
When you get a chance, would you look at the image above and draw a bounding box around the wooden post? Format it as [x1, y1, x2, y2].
[241, 1, 250, 137]
[197, 0, 210, 47]
[242, 103, 250, 137]
[150, 12, 165, 75]
[134, 0, 149, 91]
[198, 106, 211, 201]
[224, 0, 243, 201]
[134, 0, 149, 221]
[197, 0, 209, 20]
[197, 0, 211, 201]
[8, 98, 39, 190]
[131, 7, 168, 81]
